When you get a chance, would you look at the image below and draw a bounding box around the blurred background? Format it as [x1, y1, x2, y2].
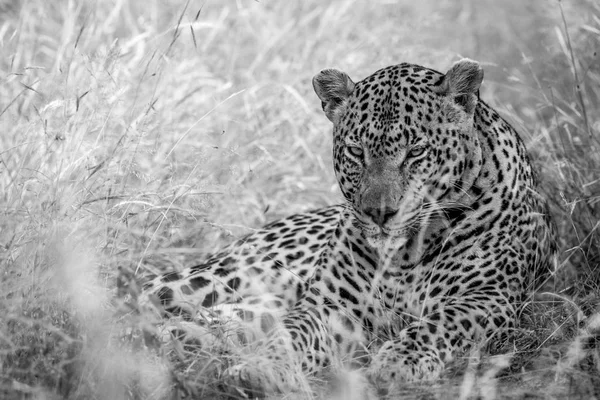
[1, 0, 599, 398]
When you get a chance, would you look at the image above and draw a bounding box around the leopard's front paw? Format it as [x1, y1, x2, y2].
[225, 362, 269, 398]
[367, 340, 444, 391]
[225, 359, 299, 397]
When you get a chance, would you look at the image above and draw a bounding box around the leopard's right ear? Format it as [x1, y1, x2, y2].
[312, 69, 355, 124]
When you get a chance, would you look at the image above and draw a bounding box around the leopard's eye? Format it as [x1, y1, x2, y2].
[408, 146, 427, 158]
[347, 146, 364, 159]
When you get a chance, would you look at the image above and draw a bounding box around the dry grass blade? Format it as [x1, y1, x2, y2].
[557, 0, 597, 147]
[165, 0, 191, 57]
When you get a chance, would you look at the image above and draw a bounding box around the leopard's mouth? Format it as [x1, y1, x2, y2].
[352, 209, 414, 252]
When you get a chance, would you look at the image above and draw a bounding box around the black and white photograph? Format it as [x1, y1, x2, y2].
[1, 1, 599, 399]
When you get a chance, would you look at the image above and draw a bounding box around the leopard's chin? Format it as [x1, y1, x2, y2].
[365, 231, 408, 256]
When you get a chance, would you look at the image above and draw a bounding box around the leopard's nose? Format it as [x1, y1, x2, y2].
[363, 206, 399, 226]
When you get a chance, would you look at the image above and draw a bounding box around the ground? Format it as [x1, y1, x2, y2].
[0, 0, 599, 399]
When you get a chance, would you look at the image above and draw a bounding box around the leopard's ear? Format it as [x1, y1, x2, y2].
[433, 58, 483, 114]
[313, 69, 355, 124]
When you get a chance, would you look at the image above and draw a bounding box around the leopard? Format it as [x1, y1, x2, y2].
[141, 58, 557, 395]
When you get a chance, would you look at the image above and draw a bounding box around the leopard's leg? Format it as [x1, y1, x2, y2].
[368, 290, 514, 390]
[225, 304, 335, 395]
[226, 297, 371, 395]
[225, 228, 379, 394]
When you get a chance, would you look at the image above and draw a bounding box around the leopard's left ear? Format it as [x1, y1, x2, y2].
[433, 58, 483, 114]
[313, 69, 355, 124]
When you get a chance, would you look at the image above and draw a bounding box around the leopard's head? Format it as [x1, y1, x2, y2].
[313, 59, 484, 251]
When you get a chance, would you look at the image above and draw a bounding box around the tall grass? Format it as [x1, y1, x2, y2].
[1, 0, 599, 398]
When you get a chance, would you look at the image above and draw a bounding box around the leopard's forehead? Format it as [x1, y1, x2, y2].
[340, 63, 445, 155]
[356, 63, 443, 92]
